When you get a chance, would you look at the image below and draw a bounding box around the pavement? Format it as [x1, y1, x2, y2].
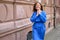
[45, 25, 60, 40]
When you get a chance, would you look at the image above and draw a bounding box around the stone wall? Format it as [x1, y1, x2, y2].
[55, 0, 60, 25]
[0, 0, 60, 40]
[0, 0, 34, 40]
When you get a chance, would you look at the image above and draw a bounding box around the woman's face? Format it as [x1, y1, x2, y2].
[35, 3, 41, 10]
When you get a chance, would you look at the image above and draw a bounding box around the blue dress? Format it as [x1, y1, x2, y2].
[30, 11, 47, 40]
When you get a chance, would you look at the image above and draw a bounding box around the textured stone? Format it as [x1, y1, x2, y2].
[16, 32, 21, 40]
[15, 18, 31, 28]
[0, 22, 15, 34]
[45, 7, 51, 14]
[0, 33, 16, 40]
[26, 5, 33, 18]
[15, 4, 27, 19]
[0, 0, 14, 2]
[0, 3, 13, 22]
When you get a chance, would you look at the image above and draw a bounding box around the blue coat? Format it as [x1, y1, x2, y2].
[30, 11, 47, 40]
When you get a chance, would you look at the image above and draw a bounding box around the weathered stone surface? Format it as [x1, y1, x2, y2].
[0, 33, 16, 40]
[0, 0, 14, 2]
[26, 5, 33, 18]
[0, 3, 13, 22]
[15, 4, 27, 19]
[55, 0, 60, 5]
[16, 32, 21, 40]
[0, 22, 15, 34]
[0, 0, 60, 40]
[45, 7, 51, 14]
[16, 0, 26, 1]
[45, 7, 54, 14]
[15, 18, 31, 28]
[55, 8, 60, 24]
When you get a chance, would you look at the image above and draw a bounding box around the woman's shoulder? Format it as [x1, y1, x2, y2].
[42, 10, 46, 13]
[33, 11, 37, 13]
[42, 10, 46, 14]
[32, 11, 37, 14]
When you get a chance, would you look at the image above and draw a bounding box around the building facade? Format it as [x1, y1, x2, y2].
[0, 0, 60, 40]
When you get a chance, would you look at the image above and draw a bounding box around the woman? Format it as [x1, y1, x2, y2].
[30, 2, 47, 40]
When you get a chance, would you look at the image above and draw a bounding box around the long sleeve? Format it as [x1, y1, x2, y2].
[30, 12, 41, 23]
[39, 11, 47, 23]
[30, 12, 37, 23]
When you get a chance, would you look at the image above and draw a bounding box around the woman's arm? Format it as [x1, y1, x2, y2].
[30, 12, 37, 23]
[39, 11, 47, 23]
[30, 12, 41, 23]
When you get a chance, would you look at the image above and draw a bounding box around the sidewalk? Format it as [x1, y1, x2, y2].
[45, 25, 60, 40]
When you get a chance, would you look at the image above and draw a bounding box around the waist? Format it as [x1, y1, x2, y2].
[34, 22, 44, 24]
[32, 22, 45, 28]
[33, 22, 45, 26]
